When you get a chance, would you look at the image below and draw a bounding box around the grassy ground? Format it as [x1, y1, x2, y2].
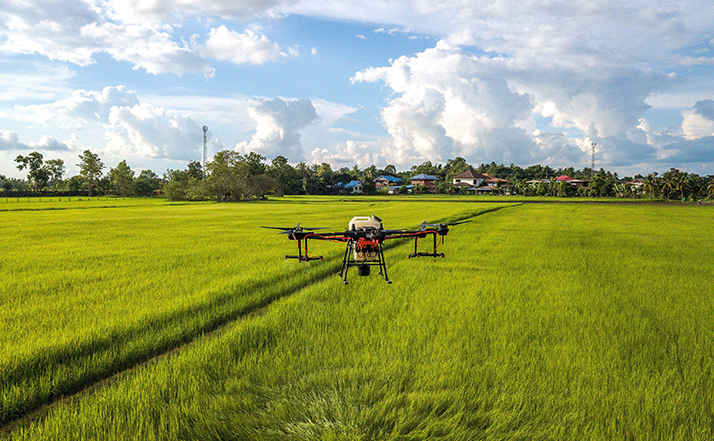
[4, 199, 714, 439]
[0, 197, 499, 427]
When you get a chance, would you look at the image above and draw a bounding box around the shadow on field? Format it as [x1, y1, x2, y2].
[0, 263, 342, 431]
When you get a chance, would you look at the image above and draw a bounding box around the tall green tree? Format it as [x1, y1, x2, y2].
[381, 164, 398, 175]
[556, 180, 575, 197]
[1, 176, 12, 198]
[133, 169, 161, 197]
[15, 152, 50, 190]
[109, 160, 135, 196]
[205, 150, 244, 201]
[362, 164, 378, 181]
[643, 173, 660, 198]
[162, 169, 191, 201]
[660, 168, 684, 200]
[706, 179, 714, 199]
[186, 161, 204, 180]
[436, 180, 457, 195]
[45, 159, 65, 187]
[77, 150, 104, 196]
[244, 152, 267, 176]
[64, 176, 84, 194]
[588, 173, 615, 197]
[267, 155, 300, 196]
[295, 162, 314, 195]
[444, 157, 471, 177]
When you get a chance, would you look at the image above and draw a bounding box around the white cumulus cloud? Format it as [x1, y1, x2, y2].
[0, 130, 26, 151]
[0, 130, 69, 151]
[0, 1, 214, 76]
[310, 140, 385, 168]
[29, 135, 70, 151]
[353, 43, 541, 166]
[235, 98, 319, 161]
[105, 103, 205, 160]
[105, 0, 290, 23]
[354, 39, 687, 169]
[202, 26, 283, 65]
[6, 86, 211, 161]
[682, 99, 714, 140]
[5, 86, 140, 125]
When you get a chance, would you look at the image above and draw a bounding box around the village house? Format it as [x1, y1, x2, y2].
[555, 175, 573, 182]
[528, 175, 590, 189]
[556, 175, 590, 188]
[452, 170, 508, 194]
[385, 185, 413, 194]
[483, 175, 508, 187]
[625, 178, 644, 188]
[451, 170, 489, 188]
[374, 175, 403, 188]
[344, 180, 364, 194]
[526, 179, 550, 185]
[409, 174, 439, 190]
[569, 179, 591, 188]
[470, 185, 498, 195]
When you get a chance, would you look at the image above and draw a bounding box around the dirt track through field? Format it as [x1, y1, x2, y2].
[0, 205, 514, 438]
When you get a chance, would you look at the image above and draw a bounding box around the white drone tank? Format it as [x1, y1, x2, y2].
[348, 215, 381, 231]
[349, 215, 382, 264]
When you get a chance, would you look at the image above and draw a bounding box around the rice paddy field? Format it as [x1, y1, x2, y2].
[2, 196, 714, 440]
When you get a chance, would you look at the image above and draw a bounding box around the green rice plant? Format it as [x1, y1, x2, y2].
[8, 202, 714, 440]
[0, 197, 502, 426]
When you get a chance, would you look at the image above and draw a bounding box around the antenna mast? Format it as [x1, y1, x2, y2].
[591, 142, 596, 177]
[202, 125, 208, 177]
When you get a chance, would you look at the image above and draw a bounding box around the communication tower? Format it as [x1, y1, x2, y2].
[591, 142, 596, 177]
[202, 125, 208, 176]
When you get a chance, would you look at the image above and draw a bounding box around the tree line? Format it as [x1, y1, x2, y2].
[4, 150, 161, 198]
[4, 149, 714, 201]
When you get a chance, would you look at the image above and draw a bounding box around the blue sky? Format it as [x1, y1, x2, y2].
[1, 0, 714, 179]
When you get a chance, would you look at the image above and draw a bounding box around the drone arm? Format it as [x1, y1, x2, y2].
[406, 230, 445, 258]
[383, 231, 429, 240]
[285, 235, 324, 262]
[303, 232, 351, 243]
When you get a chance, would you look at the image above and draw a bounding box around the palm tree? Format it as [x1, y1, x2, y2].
[706, 178, 714, 199]
[660, 169, 679, 200]
[509, 180, 523, 196]
[661, 168, 690, 201]
[677, 172, 691, 200]
[643, 173, 660, 199]
[613, 182, 626, 198]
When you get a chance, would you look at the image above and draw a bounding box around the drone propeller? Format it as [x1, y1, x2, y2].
[261, 223, 328, 234]
[420, 219, 472, 230]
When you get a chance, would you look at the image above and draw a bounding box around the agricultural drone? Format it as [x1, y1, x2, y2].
[262, 215, 470, 284]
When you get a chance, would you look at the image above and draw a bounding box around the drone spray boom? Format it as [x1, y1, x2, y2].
[262, 215, 470, 284]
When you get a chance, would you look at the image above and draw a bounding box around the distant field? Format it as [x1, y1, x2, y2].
[3, 198, 714, 440]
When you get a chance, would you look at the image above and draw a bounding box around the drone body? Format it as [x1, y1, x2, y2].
[262, 215, 469, 284]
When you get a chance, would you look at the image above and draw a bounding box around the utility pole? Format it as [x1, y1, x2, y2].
[591, 142, 596, 178]
[202, 125, 208, 177]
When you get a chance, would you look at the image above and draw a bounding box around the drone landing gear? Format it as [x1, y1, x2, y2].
[408, 234, 445, 258]
[286, 255, 323, 262]
[339, 242, 391, 284]
[285, 238, 323, 262]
